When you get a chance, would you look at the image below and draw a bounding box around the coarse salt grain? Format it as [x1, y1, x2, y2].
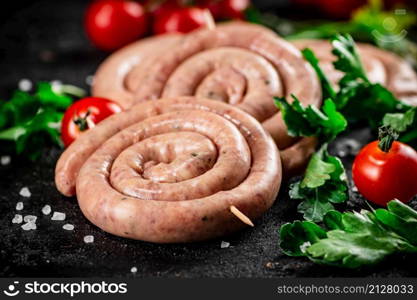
[51, 212, 66, 221]
[19, 187, 31, 198]
[131, 267, 137, 273]
[220, 241, 230, 249]
[42, 205, 51, 215]
[21, 222, 37, 231]
[83, 235, 94, 244]
[335, 138, 361, 157]
[1, 155, 11, 166]
[12, 214, 23, 224]
[63, 224, 74, 231]
[24, 215, 37, 223]
[18, 78, 32, 91]
[16, 202, 24, 211]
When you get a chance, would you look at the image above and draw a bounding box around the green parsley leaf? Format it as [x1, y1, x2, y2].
[383, 108, 415, 132]
[274, 96, 347, 143]
[0, 82, 83, 160]
[382, 107, 417, 144]
[280, 220, 327, 257]
[302, 145, 336, 188]
[301, 33, 411, 128]
[289, 145, 348, 222]
[280, 200, 417, 269]
[302, 48, 337, 100]
[297, 197, 335, 223]
[331, 34, 368, 82]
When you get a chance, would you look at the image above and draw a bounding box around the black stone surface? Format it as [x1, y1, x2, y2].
[1, 0, 416, 278]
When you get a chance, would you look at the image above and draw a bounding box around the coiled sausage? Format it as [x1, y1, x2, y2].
[55, 97, 281, 243]
[92, 21, 322, 175]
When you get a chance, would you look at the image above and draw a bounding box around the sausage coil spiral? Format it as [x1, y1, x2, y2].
[92, 22, 322, 175]
[55, 97, 282, 243]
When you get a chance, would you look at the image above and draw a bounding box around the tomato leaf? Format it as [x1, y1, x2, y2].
[280, 200, 417, 268]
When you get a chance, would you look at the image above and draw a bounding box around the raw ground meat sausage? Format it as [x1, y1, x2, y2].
[292, 39, 417, 106]
[55, 97, 281, 243]
[92, 21, 322, 176]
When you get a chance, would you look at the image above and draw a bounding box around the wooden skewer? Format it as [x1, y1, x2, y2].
[230, 205, 254, 227]
[203, 9, 216, 31]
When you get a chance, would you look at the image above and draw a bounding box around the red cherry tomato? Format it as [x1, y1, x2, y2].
[200, 0, 250, 19]
[352, 140, 417, 206]
[314, 0, 365, 19]
[218, 0, 250, 19]
[61, 97, 122, 147]
[198, 0, 222, 19]
[85, 0, 149, 51]
[153, 7, 208, 34]
[147, 0, 182, 19]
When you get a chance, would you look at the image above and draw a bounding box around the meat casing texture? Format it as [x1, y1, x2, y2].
[55, 97, 281, 243]
[92, 21, 322, 176]
[292, 39, 417, 106]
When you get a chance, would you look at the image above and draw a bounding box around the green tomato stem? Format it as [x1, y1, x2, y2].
[378, 125, 399, 153]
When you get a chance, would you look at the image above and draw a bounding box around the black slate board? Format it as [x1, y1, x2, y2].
[1, 0, 417, 278]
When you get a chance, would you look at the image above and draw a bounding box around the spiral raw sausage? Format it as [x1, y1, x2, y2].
[92, 21, 321, 175]
[292, 39, 417, 106]
[55, 97, 281, 243]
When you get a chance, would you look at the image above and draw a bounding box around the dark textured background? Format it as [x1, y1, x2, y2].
[0, 0, 416, 278]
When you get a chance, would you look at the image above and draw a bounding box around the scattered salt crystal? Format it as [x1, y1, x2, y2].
[335, 138, 361, 157]
[83, 235, 94, 244]
[24, 215, 37, 223]
[352, 185, 358, 192]
[85, 75, 94, 86]
[12, 214, 23, 224]
[21, 222, 37, 231]
[337, 150, 348, 158]
[1, 155, 11, 166]
[220, 241, 230, 249]
[18, 78, 32, 91]
[50, 80, 63, 94]
[63, 224, 74, 231]
[19, 187, 31, 198]
[16, 202, 24, 211]
[42, 205, 51, 215]
[50, 80, 62, 87]
[131, 267, 137, 273]
[51, 212, 66, 221]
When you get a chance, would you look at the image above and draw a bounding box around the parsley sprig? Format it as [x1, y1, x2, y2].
[280, 200, 417, 268]
[274, 95, 348, 222]
[305, 34, 410, 127]
[0, 82, 85, 160]
[277, 32, 417, 268]
[276, 33, 415, 222]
